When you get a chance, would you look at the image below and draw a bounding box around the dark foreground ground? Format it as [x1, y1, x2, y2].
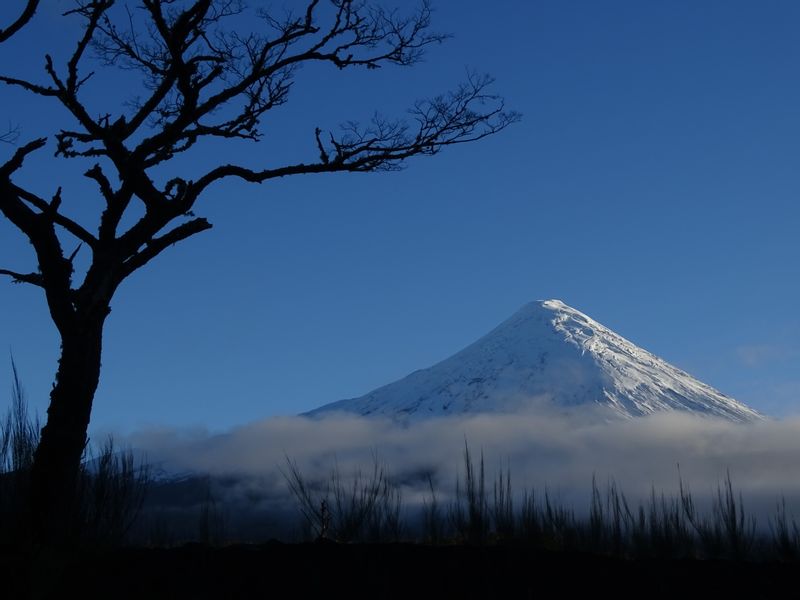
[4, 543, 798, 599]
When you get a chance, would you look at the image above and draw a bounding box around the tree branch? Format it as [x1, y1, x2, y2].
[0, 137, 46, 177]
[0, 268, 43, 287]
[0, 123, 20, 144]
[0, 182, 77, 332]
[84, 164, 115, 204]
[0, 137, 84, 329]
[10, 184, 98, 247]
[65, 1, 114, 95]
[0, 0, 40, 43]
[0, 0, 518, 333]
[188, 71, 519, 198]
[118, 216, 212, 279]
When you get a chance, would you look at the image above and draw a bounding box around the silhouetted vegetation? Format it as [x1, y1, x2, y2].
[282, 441, 800, 562]
[0, 0, 518, 544]
[283, 454, 403, 543]
[4, 370, 800, 597]
[6, 361, 795, 562]
[0, 362, 150, 548]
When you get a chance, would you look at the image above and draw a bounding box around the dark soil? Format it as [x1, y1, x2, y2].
[4, 542, 796, 599]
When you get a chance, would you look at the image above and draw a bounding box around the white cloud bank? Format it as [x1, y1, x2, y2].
[126, 409, 800, 520]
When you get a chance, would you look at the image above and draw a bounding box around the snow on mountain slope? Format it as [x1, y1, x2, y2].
[307, 300, 761, 423]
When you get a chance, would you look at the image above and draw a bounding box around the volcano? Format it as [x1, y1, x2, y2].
[308, 300, 760, 423]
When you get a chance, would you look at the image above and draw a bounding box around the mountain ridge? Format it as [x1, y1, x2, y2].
[307, 300, 761, 423]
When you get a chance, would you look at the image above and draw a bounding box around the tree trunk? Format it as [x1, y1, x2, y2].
[28, 316, 106, 546]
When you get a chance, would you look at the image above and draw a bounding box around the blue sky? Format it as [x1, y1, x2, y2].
[0, 0, 799, 432]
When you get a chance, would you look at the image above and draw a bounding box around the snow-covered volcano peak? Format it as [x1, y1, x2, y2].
[519, 298, 600, 327]
[308, 300, 762, 423]
[533, 298, 602, 323]
[541, 298, 569, 309]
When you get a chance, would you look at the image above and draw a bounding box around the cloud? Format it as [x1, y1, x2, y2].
[734, 343, 800, 369]
[126, 409, 800, 525]
[735, 344, 793, 368]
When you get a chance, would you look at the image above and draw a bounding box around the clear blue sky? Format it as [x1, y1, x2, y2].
[0, 0, 798, 433]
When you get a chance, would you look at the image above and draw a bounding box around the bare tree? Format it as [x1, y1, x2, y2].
[0, 0, 518, 544]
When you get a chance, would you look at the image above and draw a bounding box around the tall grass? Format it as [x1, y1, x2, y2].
[628, 486, 694, 559]
[283, 442, 800, 561]
[421, 475, 443, 543]
[449, 447, 793, 560]
[197, 476, 227, 545]
[0, 360, 38, 473]
[0, 360, 38, 543]
[449, 443, 489, 544]
[771, 498, 800, 560]
[283, 453, 404, 543]
[492, 462, 514, 540]
[678, 469, 757, 559]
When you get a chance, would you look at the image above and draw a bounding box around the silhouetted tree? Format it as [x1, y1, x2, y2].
[0, 0, 518, 544]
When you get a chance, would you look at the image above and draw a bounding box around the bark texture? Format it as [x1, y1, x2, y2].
[30, 316, 107, 543]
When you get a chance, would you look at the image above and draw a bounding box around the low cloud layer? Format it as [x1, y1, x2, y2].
[126, 408, 800, 524]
